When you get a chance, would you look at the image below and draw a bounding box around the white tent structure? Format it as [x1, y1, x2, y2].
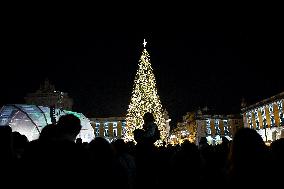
[0, 104, 94, 142]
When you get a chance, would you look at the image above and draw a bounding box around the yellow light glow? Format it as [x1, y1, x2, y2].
[124, 47, 168, 143]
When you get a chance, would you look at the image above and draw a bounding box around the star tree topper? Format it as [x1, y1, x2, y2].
[143, 39, 147, 48]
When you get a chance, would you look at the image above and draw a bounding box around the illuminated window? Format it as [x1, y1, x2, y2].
[254, 110, 260, 130]
[215, 120, 220, 135]
[277, 101, 284, 125]
[105, 129, 109, 137]
[223, 120, 229, 135]
[269, 104, 275, 127]
[95, 123, 100, 136]
[247, 112, 252, 128]
[95, 128, 99, 136]
[206, 119, 211, 135]
[1, 118, 7, 124]
[261, 107, 267, 128]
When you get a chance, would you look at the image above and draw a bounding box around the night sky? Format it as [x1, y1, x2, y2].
[2, 29, 283, 126]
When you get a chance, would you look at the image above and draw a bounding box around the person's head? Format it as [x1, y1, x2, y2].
[89, 137, 114, 160]
[133, 129, 144, 143]
[270, 138, 284, 162]
[12, 132, 28, 149]
[143, 112, 155, 123]
[76, 138, 82, 145]
[0, 126, 12, 144]
[229, 128, 266, 165]
[222, 136, 230, 146]
[112, 139, 128, 155]
[39, 124, 58, 141]
[57, 114, 82, 141]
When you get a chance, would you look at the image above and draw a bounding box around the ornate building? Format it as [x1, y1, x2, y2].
[195, 111, 243, 145]
[169, 109, 243, 145]
[241, 91, 284, 143]
[25, 79, 73, 110]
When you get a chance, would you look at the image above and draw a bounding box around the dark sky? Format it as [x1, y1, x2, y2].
[2, 29, 284, 125]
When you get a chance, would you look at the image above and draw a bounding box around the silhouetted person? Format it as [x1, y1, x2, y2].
[169, 140, 201, 188]
[142, 112, 159, 145]
[0, 126, 13, 162]
[227, 128, 269, 186]
[12, 131, 28, 160]
[134, 112, 160, 189]
[38, 124, 58, 141]
[270, 138, 284, 172]
[133, 112, 159, 146]
[88, 137, 127, 189]
[271, 138, 284, 159]
[57, 114, 82, 142]
[75, 138, 82, 145]
[133, 128, 144, 144]
[0, 126, 16, 189]
[112, 139, 136, 189]
[199, 137, 209, 150]
[23, 114, 86, 186]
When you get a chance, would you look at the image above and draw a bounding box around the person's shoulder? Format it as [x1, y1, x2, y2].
[151, 122, 158, 128]
[150, 122, 157, 126]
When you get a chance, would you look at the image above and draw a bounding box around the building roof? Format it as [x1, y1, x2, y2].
[241, 91, 284, 112]
[90, 117, 126, 122]
[195, 107, 242, 120]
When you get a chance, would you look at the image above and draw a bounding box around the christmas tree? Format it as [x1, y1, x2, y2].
[125, 39, 168, 143]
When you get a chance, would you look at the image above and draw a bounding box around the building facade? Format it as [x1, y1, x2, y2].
[90, 117, 126, 142]
[241, 91, 284, 143]
[169, 110, 243, 146]
[90, 111, 170, 143]
[163, 109, 171, 139]
[25, 79, 73, 110]
[195, 113, 243, 145]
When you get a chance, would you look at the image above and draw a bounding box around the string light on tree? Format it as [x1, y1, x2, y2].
[124, 39, 168, 143]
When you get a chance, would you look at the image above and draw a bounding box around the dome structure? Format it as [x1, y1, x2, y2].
[0, 104, 94, 142]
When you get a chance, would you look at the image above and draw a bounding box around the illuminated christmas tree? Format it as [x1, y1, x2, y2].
[125, 39, 168, 142]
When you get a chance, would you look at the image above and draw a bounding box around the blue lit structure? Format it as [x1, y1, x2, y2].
[0, 104, 94, 142]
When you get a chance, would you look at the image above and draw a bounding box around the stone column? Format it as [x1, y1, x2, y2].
[251, 111, 257, 129]
[210, 119, 215, 137]
[109, 122, 113, 138]
[219, 119, 224, 136]
[228, 119, 233, 136]
[258, 109, 263, 129]
[265, 106, 271, 128]
[99, 122, 105, 137]
[273, 103, 280, 127]
[90, 122, 97, 136]
[243, 113, 249, 128]
[117, 121, 122, 138]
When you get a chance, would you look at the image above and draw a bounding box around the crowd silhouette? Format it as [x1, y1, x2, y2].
[0, 113, 283, 188]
